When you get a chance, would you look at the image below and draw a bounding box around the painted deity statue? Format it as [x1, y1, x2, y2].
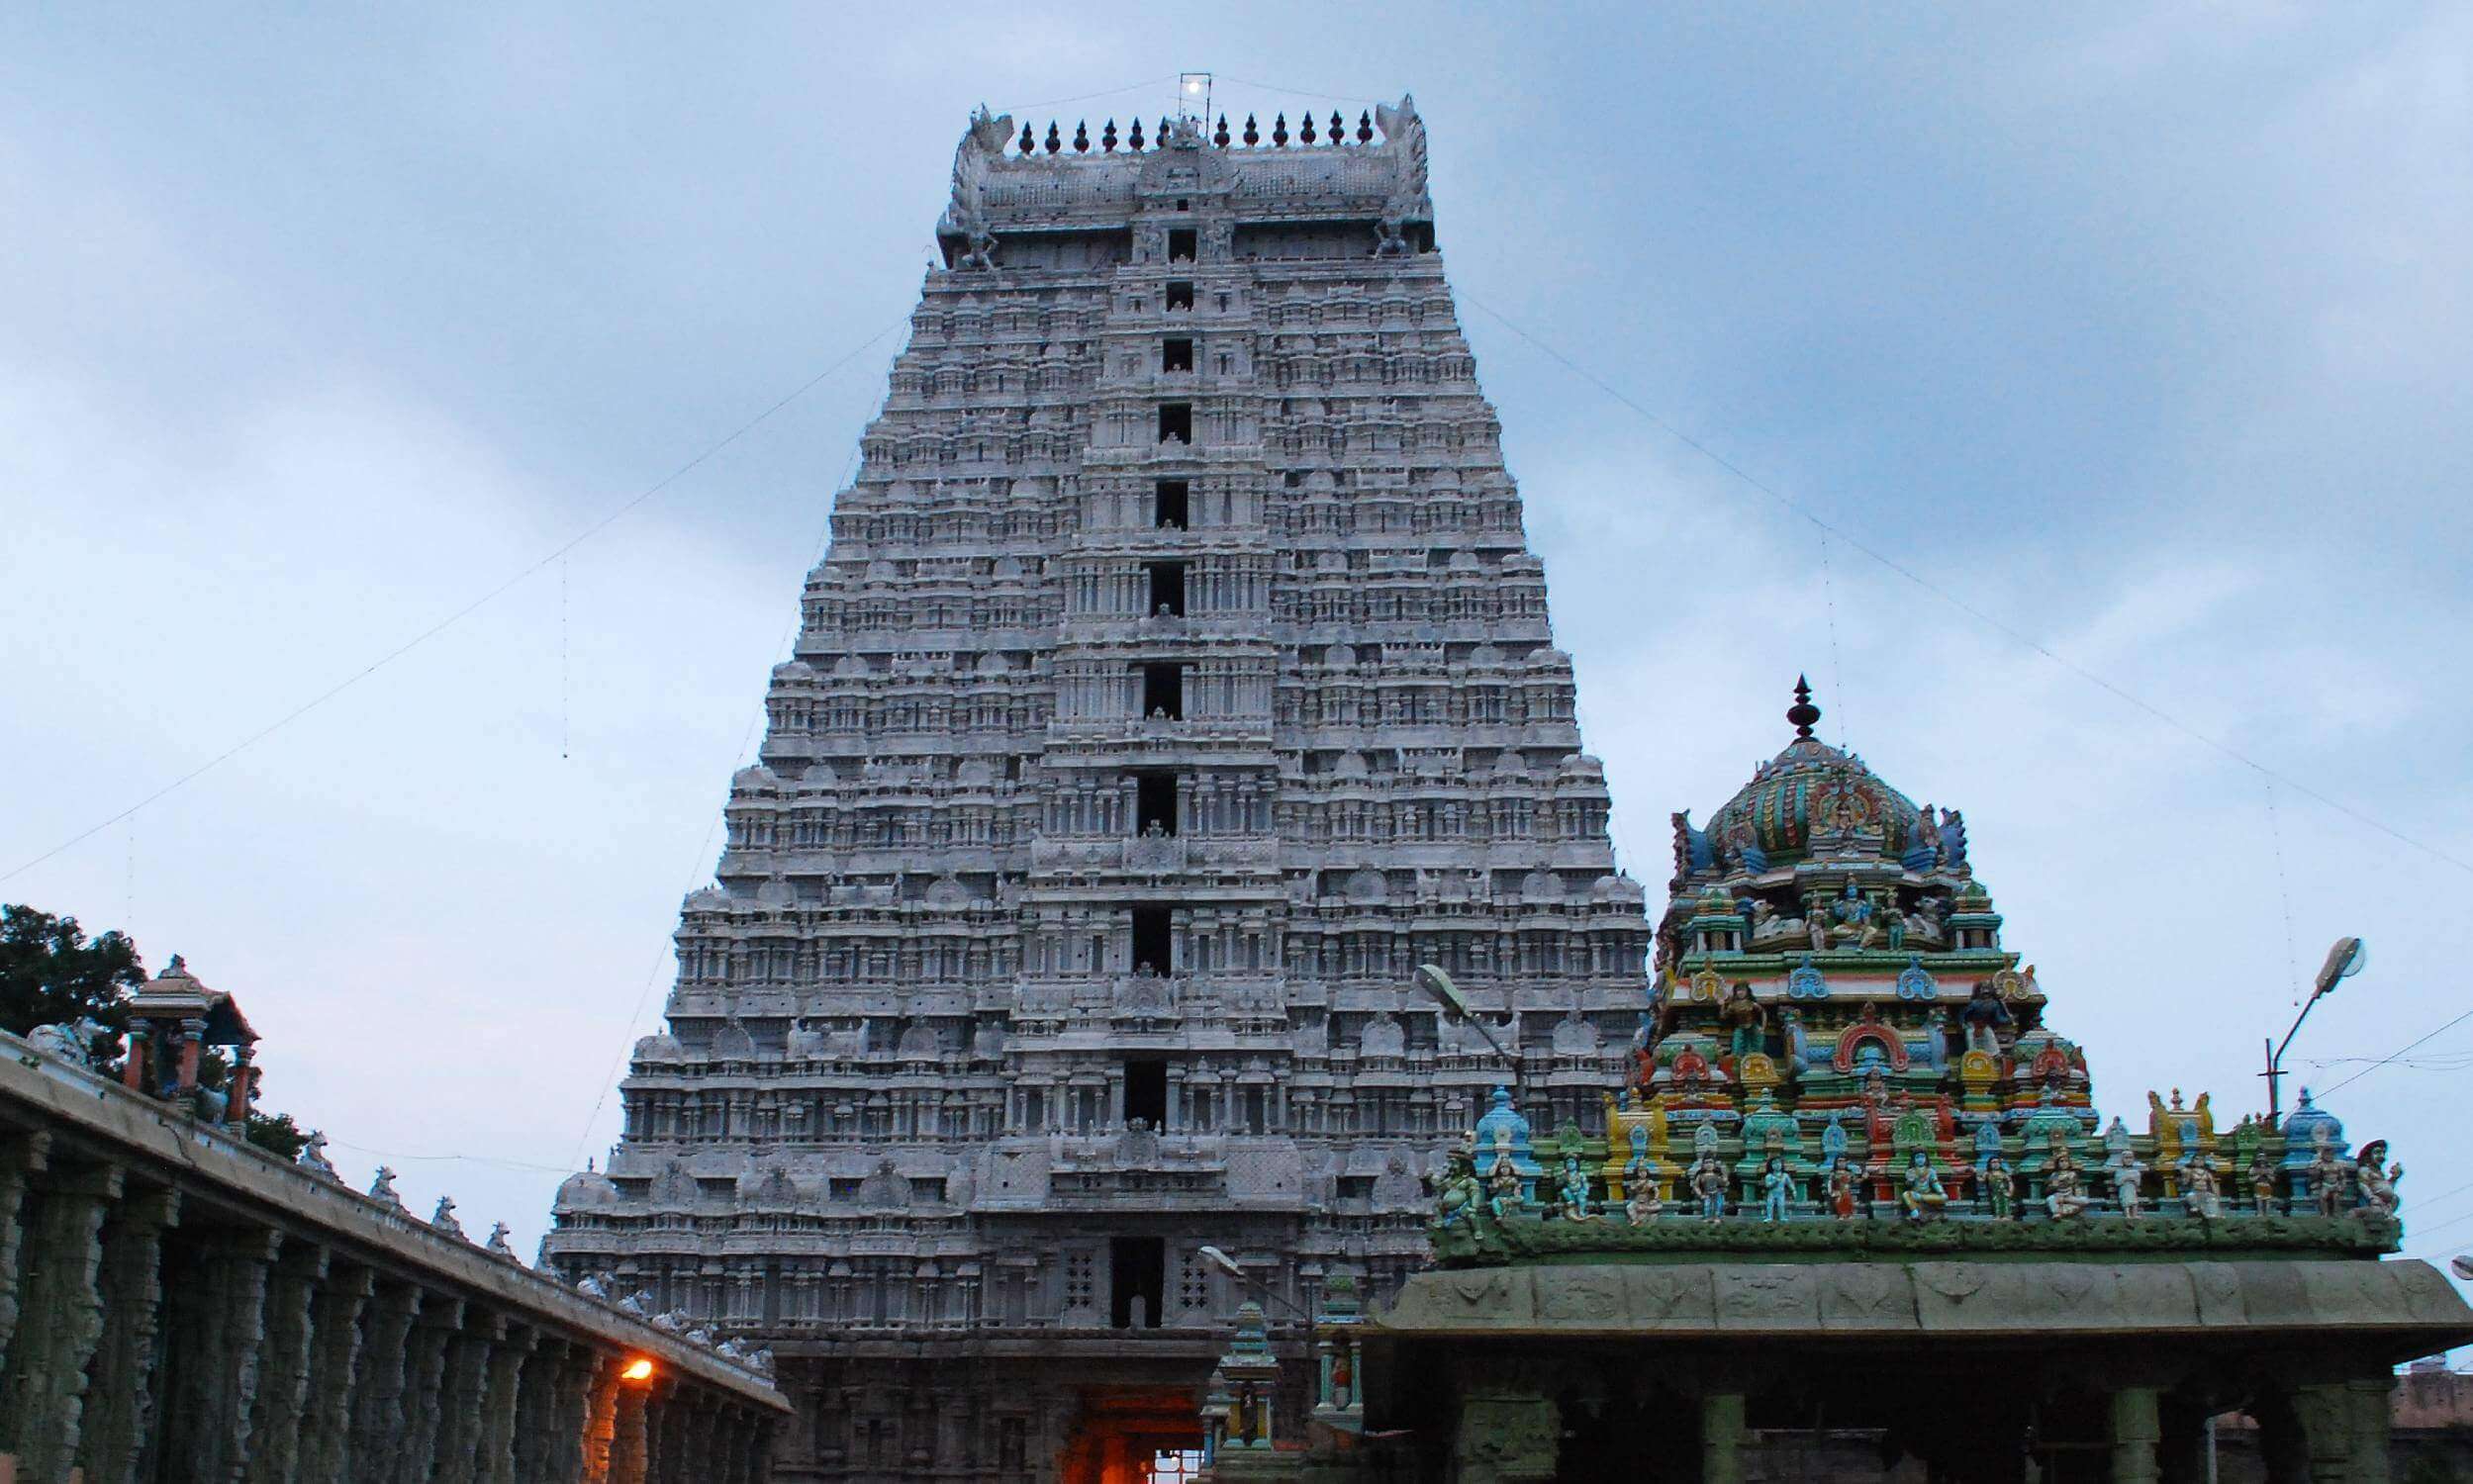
[2045, 1152, 2090, 1220]
[2181, 1156, 2222, 1221]
[1981, 1153, 2017, 1221]
[1487, 1154, 1524, 1222]
[1625, 1163, 1665, 1225]
[1719, 984, 1764, 1064]
[1760, 1157, 1794, 1222]
[1826, 1158, 1859, 1219]
[2108, 1152, 2147, 1221]
[1432, 1145, 1483, 1228]
[1558, 1155, 1598, 1223]
[2355, 1140, 2403, 1220]
[1961, 981, 2014, 1056]
[2310, 1141, 2348, 1218]
[1690, 1152, 1729, 1221]
[1900, 1153, 1948, 1223]
[2249, 1150, 2280, 1216]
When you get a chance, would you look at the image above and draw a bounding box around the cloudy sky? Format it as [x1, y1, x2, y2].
[5, 5, 2469, 1282]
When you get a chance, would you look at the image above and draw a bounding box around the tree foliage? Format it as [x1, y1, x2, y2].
[0, 902, 312, 1157]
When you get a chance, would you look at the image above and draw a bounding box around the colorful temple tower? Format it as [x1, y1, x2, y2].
[1220, 685, 2470, 1483]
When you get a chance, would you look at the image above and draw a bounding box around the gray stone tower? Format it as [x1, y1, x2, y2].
[545, 95, 1648, 1481]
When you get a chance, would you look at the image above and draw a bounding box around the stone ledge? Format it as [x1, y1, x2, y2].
[1378, 1257, 2473, 1346]
[0, 1034, 789, 1414]
[1429, 1211, 2401, 1265]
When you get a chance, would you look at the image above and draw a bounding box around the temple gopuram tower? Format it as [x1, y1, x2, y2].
[545, 95, 1650, 1480]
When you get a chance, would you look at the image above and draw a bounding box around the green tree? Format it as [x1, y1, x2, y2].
[1, 903, 311, 1158]
[0, 903, 142, 1055]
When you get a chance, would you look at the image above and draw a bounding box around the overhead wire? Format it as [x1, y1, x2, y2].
[1455, 291, 2473, 883]
[1, 316, 911, 888]
[2316, 1007, 2473, 1098]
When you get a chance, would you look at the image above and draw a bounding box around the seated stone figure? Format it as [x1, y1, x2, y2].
[1899, 1153, 1947, 1223]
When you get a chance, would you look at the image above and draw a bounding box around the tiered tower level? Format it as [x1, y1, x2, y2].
[545, 96, 1650, 1478]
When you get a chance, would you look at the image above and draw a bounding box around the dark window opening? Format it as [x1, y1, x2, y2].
[1338, 1175, 1377, 1202]
[1131, 905, 1173, 974]
[1158, 404, 1192, 444]
[1110, 1237, 1165, 1329]
[1124, 1058, 1168, 1125]
[1176, 198, 1190, 212]
[1162, 337, 1193, 373]
[1154, 480, 1189, 529]
[1168, 229, 1196, 262]
[1166, 280, 1194, 311]
[1146, 561, 1188, 616]
[1135, 773, 1180, 835]
[1141, 664, 1185, 719]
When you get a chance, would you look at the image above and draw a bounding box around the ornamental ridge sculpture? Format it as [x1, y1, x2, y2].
[1428, 681, 2411, 1266]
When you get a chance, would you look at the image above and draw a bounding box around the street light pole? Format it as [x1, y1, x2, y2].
[1197, 1245, 1312, 1324]
[1414, 964, 1523, 1108]
[2260, 937, 2367, 1122]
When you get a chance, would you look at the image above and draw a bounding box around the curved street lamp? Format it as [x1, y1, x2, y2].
[2261, 936, 2368, 1122]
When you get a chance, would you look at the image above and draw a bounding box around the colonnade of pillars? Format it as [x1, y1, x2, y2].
[0, 1129, 777, 1483]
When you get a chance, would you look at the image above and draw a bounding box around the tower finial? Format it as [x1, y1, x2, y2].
[1787, 676, 1821, 739]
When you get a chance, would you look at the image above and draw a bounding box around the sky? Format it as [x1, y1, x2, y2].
[3, 5, 2469, 1290]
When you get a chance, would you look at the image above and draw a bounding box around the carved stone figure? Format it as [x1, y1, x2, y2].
[1625, 1159, 1664, 1225]
[431, 1195, 465, 1238]
[1899, 1153, 1947, 1223]
[1760, 1157, 1793, 1222]
[1486, 1154, 1523, 1222]
[2311, 1141, 2349, 1217]
[2181, 1157, 2222, 1220]
[368, 1165, 403, 1209]
[2109, 1152, 2147, 1220]
[1690, 1152, 1728, 1221]
[2355, 1140, 2402, 1219]
[1719, 984, 1764, 1063]
[485, 1222, 517, 1257]
[25, 1016, 110, 1068]
[2249, 1150, 2281, 1216]
[1431, 1145, 1482, 1229]
[1826, 1158, 1858, 1219]
[1556, 1155, 1597, 1223]
[2045, 1153, 2090, 1220]
[1961, 982, 2013, 1056]
[297, 1129, 340, 1180]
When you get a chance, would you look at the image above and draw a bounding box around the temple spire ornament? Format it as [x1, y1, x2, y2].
[1788, 674, 1821, 738]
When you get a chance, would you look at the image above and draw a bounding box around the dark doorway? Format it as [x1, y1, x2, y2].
[1141, 664, 1184, 719]
[1154, 479, 1189, 529]
[1166, 280, 1194, 311]
[1110, 1237, 1165, 1328]
[1130, 906, 1173, 974]
[1124, 1058, 1168, 1125]
[1162, 337, 1193, 373]
[1167, 229, 1196, 262]
[1135, 773, 1179, 835]
[1146, 561, 1188, 616]
[1158, 403, 1192, 443]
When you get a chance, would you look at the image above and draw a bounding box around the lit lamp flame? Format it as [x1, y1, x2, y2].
[620, 1356, 655, 1383]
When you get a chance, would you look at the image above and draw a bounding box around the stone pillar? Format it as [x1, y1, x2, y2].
[294, 1264, 372, 1484]
[0, 1161, 123, 1477]
[154, 1225, 282, 1484]
[581, 1354, 621, 1484]
[556, 1347, 611, 1484]
[2289, 1379, 2394, 1484]
[475, 1323, 535, 1484]
[346, 1282, 421, 1480]
[76, 1183, 181, 1484]
[396, 1293, 465, 1484]
[509, 1336, 566, 1483]
[432, 1310, 504, 1484]
[0, 1131, 51, 1375]
[1699, 1391, 1746, 1484]
[2109, 1386, 2162, 1484]
[610, 1377, 650, 1484]
[242, 1240, 330, 1483]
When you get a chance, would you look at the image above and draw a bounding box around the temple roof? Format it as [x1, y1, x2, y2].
[1683, 679, 1955, 881]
